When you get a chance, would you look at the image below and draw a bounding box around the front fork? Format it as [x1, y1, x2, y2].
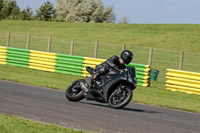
[116, 84, 125, 95]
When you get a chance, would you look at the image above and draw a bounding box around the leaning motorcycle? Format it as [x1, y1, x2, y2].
[65, 66, 137, 109]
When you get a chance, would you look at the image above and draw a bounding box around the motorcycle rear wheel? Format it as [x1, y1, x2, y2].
[65, 79, 84, 102]
[108, 86, 133, 109]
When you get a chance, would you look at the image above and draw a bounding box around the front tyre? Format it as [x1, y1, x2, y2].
[108, 86, 133, 109]
[66, 79, 84, 102]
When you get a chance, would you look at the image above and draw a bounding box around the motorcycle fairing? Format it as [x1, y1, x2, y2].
[103, 74, 127, 102]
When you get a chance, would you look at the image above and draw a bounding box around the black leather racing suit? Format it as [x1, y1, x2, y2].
[86, 55, 125, 86]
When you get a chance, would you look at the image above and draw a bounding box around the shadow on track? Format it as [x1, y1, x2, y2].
[122, 107, 161, 113]
[80, 101, 161, 114]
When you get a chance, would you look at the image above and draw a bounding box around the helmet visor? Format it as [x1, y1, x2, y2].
[125, 57, 132, 64]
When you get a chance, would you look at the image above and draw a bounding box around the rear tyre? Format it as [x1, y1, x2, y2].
[108, 86, 133, 109]
[65, 79, 84, 102]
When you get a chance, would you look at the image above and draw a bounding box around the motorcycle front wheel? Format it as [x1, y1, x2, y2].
[65, 79, 84, 102]
[108, 86, 133, 109]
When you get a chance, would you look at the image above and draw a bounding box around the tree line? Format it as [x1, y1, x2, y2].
[0, 0, 116, 23]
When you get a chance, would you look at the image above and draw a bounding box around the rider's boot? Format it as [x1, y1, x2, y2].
[85, 77, 93, 88]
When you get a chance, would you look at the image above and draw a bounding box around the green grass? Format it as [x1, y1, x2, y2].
[0, 114, 89, 133]
[1, 64, 200, 113]
[0, 20, 200, 113]
[0, 64, 80, 90]
[0, 20, 200, 52]
[1, 20, 200, 53]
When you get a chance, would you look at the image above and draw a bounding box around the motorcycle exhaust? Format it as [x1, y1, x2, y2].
[80, 82, 89, 93]
[80, 82, 95, 100]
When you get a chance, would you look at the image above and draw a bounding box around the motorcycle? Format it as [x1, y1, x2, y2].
[65, 66, 137, 109]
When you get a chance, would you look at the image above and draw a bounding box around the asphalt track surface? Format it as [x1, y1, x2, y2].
[0, 80, 200, 133]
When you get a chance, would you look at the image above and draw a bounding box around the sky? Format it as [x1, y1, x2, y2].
[16, 0, 200, 24]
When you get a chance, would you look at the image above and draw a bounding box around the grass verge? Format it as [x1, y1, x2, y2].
[0, 114, 89, 133]
[0, 64, 200, 113]
[1, 20, 200, 53]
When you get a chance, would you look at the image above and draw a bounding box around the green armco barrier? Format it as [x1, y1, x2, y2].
[136, 75, 148, 80]
[56, 70, 83, 76]
[56, 53, 84, 76]
[56, 58, 84, 64]
[57, 53, 84, 59]
[6, 54, 30, 63]
[55, 67, 83, 73]
[56, 54, 84, 63]
[56, 61, 83, 67]
[127, 63, 146, 68]
[6, 47, 30, 68]
[127, 62, 151, 85]
[1, 47, 151, 87]
[137, 81, 145, 86]
[56, 64, 83, 70]
[7, 47, 30, 53]
[7, 51, 30, 56]
[6, 57, 29, 65]
[134, 67, 147, 72]
[136, 71, 148, 75]
[6, 55, 30, 62]
[7, 60, 29, 68]
[6, 52, 29, 57]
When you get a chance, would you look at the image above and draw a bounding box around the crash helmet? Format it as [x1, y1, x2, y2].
[120, 50, 133, 64]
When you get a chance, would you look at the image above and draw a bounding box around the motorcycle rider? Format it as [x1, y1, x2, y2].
[80, 50, 133, 92]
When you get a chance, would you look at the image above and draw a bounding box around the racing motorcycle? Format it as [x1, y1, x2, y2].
[65, 66, 137, 109]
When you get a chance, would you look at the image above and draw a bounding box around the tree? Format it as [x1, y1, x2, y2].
[20, 6, 33, 20]
[36, 0, 56, 21]
[9, 4, 20, 20]
[90, 0, 103, 23]
[0, 0, 3, 11]
[1, 0, 21, 19]
[64, 0, 96, 22]
[1, 0, 12, 19]
[119, 16, 129, 24]
[102, 5, 115, 23]
[56, 0, 116, 23]
[0, 0, 4, 19]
